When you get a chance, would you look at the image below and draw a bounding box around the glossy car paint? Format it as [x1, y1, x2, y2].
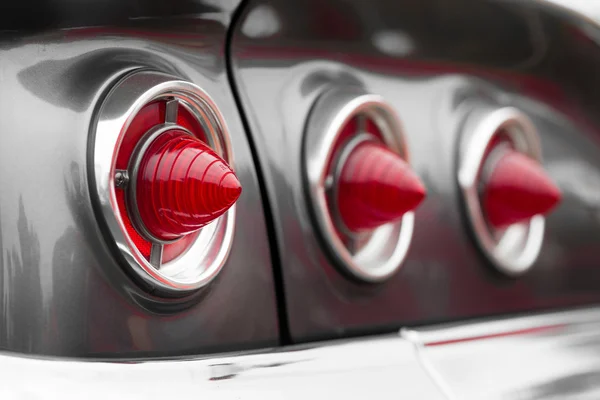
[230, 0, 600, 342]
[0, 0, 279, 357]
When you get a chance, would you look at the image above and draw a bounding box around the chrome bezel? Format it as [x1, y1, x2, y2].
[304, 88, 415, 282]
[92, 70, 236, 294]
[458, 107, 544, 276]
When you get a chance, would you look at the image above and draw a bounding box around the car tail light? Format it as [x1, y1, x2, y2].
[304, 89, 425, 282]
[458, 107, 561, 276]
[337, 141, 426, 233]
[135, 129, 241, 241]
[91, 71, 238, 294]
[482, 149, 561, 228]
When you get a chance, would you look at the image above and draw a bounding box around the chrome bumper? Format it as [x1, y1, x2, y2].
[404, 306, 600, 399]
[2, 307, 600, 399]
[0, 334, 444, 399]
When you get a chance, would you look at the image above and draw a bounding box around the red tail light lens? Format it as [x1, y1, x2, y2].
[136, 129, 242, 241]
[337, 141, 426, 232]
[482, 149, 561, 228]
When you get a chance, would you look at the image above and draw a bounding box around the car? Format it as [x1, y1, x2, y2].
[2, 0, 600, 398]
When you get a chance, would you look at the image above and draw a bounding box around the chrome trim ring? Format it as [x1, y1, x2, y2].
[304, 88, 415, 282]
[458, 107, 544, 276]
[91, 70, 236, 294]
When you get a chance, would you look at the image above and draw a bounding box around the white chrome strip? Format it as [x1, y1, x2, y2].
[0, 336, 446, 399]
[403, 306, 600, 399]
[402, 306, 600, 347]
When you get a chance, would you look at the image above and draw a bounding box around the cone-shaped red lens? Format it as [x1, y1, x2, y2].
[136, 130, 242, 241]
[482, 150, 561, 228]
[336, 141, 426, 233]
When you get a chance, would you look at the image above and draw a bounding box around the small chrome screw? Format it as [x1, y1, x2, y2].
[115, 170, 129, 188]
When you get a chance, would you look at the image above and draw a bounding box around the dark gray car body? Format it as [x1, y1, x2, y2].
[2, 0, 600, 398]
